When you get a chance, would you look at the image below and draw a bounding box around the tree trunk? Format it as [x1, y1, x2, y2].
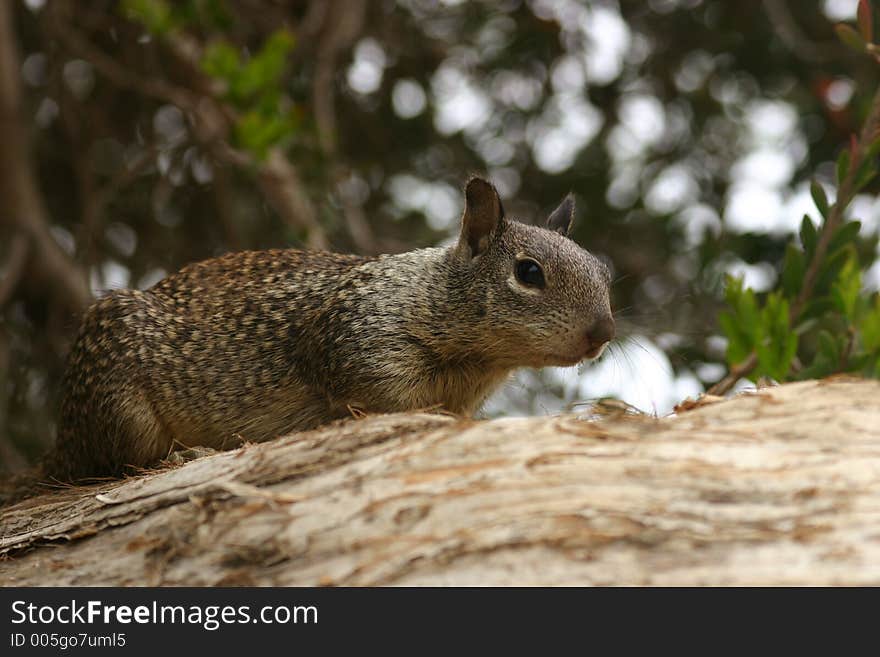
[1, 378, 879, 585]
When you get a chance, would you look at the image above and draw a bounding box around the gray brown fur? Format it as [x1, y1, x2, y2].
[44, 178, 613, 482]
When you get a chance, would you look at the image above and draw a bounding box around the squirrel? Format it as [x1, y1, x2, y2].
[35, 177, 614, 484]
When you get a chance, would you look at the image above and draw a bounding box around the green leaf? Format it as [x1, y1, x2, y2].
[850, 138, 880, 193]
[233, 109, 297, 159]
[837, 148, 851, 184]
[817, 329, 839, 363]
[121, 0, 177, 34]
[830, 257, 862, 321]
[754, 292, 797, 381]
[203, 29, 295, 111]
[836, 23, 867, 52]
[802, 296, 835, 320]
[800, 215, 818, 257]
[861, 297, 880, 351]
[796, 359, 832, 380]
[815, 245, 856, 295]
[782, 330, 799, 378]
[229, 29, 295, 104]
[847, 352, 873, 373]
[728, 277, 761, 343]
[862, 138, 880, 165]
[781, 243, 806, 299]
[201, 41, 241, 81]
[719, 276, 763, 366]
[810, 180, 830, 218]
[719, 311, 751, 366]
[798, 329, 839, 378]
[828, 220, 862, 253]
[793, 317, 819, 336]
[853, 168, 877, 194]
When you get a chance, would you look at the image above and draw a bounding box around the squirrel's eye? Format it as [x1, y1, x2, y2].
[515, 258, 546, 289]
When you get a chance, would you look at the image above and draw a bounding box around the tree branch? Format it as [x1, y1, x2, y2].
[307, 0, 378, 253]
[3, 380, 880, 584]
[50, 4, 329, 250]
[0, 0, 91, 315]
[0, 233, 29, 308]
[790, 85, 880, 321]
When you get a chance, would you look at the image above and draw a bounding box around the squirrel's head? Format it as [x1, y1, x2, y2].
[453, 176, 614, 368]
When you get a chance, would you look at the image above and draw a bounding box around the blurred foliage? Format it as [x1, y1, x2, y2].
[1, 0, 879, 470]
[202, 30, 300, 157]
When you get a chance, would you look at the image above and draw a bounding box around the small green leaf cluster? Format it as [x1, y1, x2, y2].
[720, 138, 880, 383]
[720, 282, 797, 381]
[801, 258, 880, 378]
[121, 0, 177, 34]
[201, 30, 299, 159]
[122, 0, 298, 160]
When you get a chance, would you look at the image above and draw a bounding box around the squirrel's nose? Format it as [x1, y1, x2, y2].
[586, 315, 615, 347]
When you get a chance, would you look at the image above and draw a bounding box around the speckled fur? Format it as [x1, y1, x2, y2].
[45, 178, 612, 481]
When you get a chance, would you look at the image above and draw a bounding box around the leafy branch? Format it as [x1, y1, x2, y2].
[710, 0, 880, 394]
[109, 0, 328, 248]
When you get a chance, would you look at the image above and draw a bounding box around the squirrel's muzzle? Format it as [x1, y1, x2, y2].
[585, 315, 615, 353]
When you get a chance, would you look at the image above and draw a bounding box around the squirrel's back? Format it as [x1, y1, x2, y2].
[50, 248, 372, 480]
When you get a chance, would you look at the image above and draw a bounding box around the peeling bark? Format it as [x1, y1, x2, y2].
[1, 378, 879, 586]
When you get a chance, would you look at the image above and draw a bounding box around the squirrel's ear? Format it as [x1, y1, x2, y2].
[458, 177, 505, 257]
[547, 193, 575, 237]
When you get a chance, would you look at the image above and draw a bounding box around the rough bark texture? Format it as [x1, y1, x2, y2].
[1, 378, 879, 586]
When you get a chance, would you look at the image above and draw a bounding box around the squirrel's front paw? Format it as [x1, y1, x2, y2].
[165, 446, 219, 466]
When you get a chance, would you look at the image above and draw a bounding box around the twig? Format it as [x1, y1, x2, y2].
[707, 353, 758, 396]
[49, 6, 199, 111]
[89, 146, 159, 233]
[761, 0, 836, 63]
